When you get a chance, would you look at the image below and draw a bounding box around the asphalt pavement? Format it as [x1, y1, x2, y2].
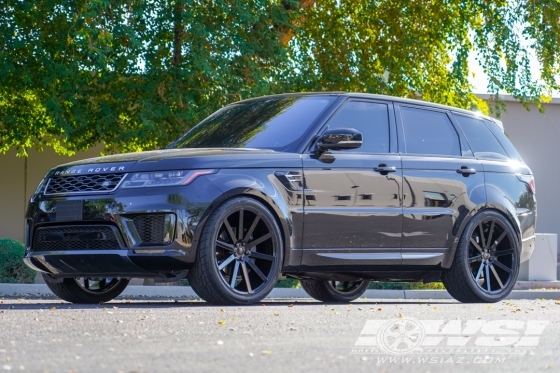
[1, 295, 559, 373]
[2, 283, 560, 301]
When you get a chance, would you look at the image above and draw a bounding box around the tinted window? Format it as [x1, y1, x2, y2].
[455, 115, 509, 161]
[168, 96, 335, 152]
[324, 101, 390, 153]
[484, 119, 523, 162]
[400, 107, 461, 156]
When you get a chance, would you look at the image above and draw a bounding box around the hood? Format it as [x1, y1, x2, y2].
[47, 148, 302, 177]
[60, 148, 276, 166]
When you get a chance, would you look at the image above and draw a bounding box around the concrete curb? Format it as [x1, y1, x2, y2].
[1, 284, 560, 300]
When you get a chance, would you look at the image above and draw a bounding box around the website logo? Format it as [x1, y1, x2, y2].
[352, 318, 549, 363]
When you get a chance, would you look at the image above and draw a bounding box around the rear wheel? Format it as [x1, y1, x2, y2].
[43, 275, 129, 304]
[300, 280, 370, 302]
[442, 210, 519, 303]
[187, 197, 283, 305]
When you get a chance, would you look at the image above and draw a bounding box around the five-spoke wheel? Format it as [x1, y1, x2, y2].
[443, 210, 519, 303]
[188, 197, 283, 305]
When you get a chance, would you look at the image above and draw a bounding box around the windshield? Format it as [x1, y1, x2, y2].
[167, 95, 336, 152]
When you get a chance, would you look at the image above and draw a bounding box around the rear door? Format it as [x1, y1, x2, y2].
[301, 99, 403, 268]
[395, 104, 485, 266]
[454, 114, 536, 262]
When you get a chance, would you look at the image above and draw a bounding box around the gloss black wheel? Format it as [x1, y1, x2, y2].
[442, 210, 519, 303]
[187, 197, 283, 305]
[43, 275, 129, 304]
[300, 279, 370, 302]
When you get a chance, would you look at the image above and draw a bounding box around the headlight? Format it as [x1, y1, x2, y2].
[30, 176, 48, 202]
[120, 169, 217, 188]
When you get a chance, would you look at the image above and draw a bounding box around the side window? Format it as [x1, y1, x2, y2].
[400, 106, 461, 156]
[325, 101, 390, 153]
[454, 114, 509, 161]
[484, 119, 523, 162]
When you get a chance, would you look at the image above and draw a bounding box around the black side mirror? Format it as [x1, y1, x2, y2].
[316, 128, 363, 151]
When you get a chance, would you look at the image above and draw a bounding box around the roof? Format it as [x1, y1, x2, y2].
[236, 92, 499, 124]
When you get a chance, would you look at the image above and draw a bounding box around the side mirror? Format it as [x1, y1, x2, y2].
[316, 128, 363, 151]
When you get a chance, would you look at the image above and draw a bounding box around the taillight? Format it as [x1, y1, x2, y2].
[517, 174, 536, 194]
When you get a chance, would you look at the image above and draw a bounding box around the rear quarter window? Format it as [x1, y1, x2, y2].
[484, 119, 524, 162]
[454, 114, 510, 161]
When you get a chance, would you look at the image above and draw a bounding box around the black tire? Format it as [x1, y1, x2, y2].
[187, 197, 283, 305]
[300, 280, 370, 302]
[43, 275, 129, 304]
[442, 210, 520, 303]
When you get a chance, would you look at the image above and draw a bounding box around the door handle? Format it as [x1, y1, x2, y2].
[456, 166, 477, 175]
[374, 164, 397, 173]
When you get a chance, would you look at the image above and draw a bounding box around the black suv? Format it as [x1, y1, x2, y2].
[24, 93, 536, 305]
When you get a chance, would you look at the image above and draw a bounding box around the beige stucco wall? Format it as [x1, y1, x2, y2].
[487, 98, 560, 253]
[0, 149, 26, 241]
[0, 145, 104, 242]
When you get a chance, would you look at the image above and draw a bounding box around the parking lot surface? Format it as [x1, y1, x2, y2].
[1, 297, 559, 373]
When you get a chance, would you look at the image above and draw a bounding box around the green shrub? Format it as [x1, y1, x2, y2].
[275, 279, 300, 288]
[368, 282, 446, 290]
[0, 239, 36, 283]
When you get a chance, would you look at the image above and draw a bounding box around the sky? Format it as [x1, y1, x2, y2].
[468, 43, 559, 97]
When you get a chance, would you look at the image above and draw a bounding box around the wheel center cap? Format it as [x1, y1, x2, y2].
[234, 242, 246, 259]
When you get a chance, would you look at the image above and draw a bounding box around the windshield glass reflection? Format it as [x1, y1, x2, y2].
[167, 96, 335, 152]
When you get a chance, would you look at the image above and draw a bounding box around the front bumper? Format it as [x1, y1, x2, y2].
[24, 176, 223, 278]
[24, 249, 192, 278]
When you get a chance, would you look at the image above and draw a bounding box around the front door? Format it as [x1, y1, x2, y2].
[301, 99, 403, 268]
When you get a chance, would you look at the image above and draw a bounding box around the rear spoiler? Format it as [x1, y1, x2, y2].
[491, 118, 505, 133]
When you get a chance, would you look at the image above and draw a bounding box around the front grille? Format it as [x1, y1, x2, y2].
[32, 226, 124, 251]
[132, 215, 167, 244]
[45, 174, 125, 195]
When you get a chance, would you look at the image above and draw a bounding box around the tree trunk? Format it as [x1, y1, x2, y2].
[172, 0, 185, 66]
[280, 0, 316, 45]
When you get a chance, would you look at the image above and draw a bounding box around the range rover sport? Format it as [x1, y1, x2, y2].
[23, 93, 536, 305]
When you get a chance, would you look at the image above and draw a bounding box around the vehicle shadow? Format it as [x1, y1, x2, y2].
[0, 298, 457, 310]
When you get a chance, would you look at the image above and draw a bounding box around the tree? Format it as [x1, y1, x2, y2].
[283, 0, 560, 112]
[1, 0, 559, 156]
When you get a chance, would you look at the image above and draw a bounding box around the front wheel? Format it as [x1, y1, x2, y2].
[442, 210, 520, 303]
[187, 197, 284, 305]
[43, 275, 129, 304]
[300, 280, 370, 302]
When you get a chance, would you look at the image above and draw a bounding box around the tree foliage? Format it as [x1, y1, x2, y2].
[1, 0, 559, 155]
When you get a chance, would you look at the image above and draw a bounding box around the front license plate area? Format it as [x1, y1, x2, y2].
[55, 200, 83, 221]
